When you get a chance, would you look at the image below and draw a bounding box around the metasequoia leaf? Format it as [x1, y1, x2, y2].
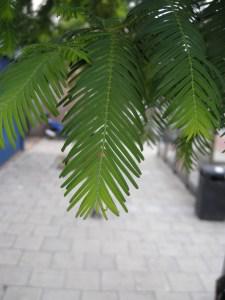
[129, 0, 222, 139]
[176, 135, 213, 170]
[0, 0, 15, 21]
[60, 32, 145, 218]
[0, 0, 16, 56]
[0, 45, 88, 147]
[200, 0, 225, 79]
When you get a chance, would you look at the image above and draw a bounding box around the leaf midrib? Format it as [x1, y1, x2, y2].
[168, 1, 199, 133]
[94, 34, 116, 213]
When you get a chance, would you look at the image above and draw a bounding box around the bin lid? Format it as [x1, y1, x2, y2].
[200, 164, 225, 178]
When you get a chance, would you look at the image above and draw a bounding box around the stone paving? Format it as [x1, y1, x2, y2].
[0, 138, 224, 300]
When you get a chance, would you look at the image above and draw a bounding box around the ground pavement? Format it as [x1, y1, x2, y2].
[0, 139, 224, 300]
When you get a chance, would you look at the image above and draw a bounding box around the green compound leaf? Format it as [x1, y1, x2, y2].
[0, 44, 88, 147]
[129, 0, 222, 140]
[60, 32, 145, 219]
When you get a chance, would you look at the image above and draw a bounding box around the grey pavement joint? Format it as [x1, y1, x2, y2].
[42, 289, 80, 300]
[3, 287, 42, 300]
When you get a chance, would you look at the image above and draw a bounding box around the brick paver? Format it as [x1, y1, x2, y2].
[0, 138, 224, 300]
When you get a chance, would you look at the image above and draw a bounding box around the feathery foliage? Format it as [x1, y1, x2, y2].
[0, 0, 15, 21]
[54, 2, 84, 20]
[128, 0, 222, 139]
[0, 0, 16, 55]
[0, 43, 88, 147]
[60, 32, 145, 218]
[0, 0, 224, 218]
[199, 0, 225, 78]
[176, 135, 212, 169]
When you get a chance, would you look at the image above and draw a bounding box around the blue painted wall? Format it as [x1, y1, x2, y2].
[0, 57, 24, 167]
[0, 57, 10, 71]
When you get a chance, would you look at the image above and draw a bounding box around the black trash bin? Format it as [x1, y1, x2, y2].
[196, 164, 225, 221]
[215, 260, 225, 300]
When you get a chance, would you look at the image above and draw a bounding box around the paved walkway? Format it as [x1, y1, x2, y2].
[0, 139, 224, 300]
